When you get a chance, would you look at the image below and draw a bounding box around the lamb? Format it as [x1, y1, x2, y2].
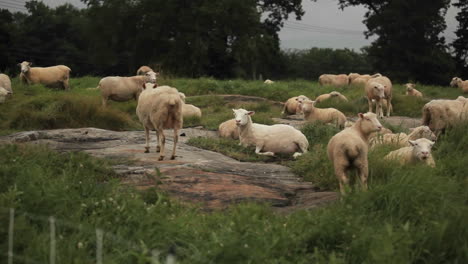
[136, 85, 183, 160]
[384, 138, 436, 167]
[233, 108, 308, 158]
[281, 95, 309, 116]
[318, 74, 349, 87]
[315, 91, 348, 104]
[264, 79, 275, 84]
[370, 125, 436, 147]
[0, 73, 12, 94]
[97, 71, 157, 107]
[18, 61, 71, 90]
[405, 83, 423, 97]
[365, 76, 393, 118]
[137, 66, 154, 76]
[300, 99, 347, 128]
[218, 119, 239, 139]
[422, 98, 468, 135]
[327, 112, 383, 194]
[450, 77, 468, 93]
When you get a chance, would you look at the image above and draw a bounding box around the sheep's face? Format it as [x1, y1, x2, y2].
[145, 71, 158, 83]
[19, 61, 31, 73]
[299, 99, 315, 113]
[358, 112, 382, 133]
[409, 138, 434, 161]
[330, 91, 340, 97]
[370, 82, 385, 98]
[450, 77, 461, 87]
[233, 108, 254, 127]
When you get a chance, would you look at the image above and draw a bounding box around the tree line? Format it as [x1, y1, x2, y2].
[0, 0, 467, 85]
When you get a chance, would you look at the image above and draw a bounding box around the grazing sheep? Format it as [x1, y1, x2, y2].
[282, 95, 309, 116]
[450, 77, 468, 93]
[0, 73, 12, 94]
[315, 91, 348, 104]
[137, 65, 154, 76]
[327, 112, 383, 194]
[350, 73, 382, 87]
[348, 73, 361, 83]
[318, 74, 349, 87]
[233, 108, 308, 158]
[365, 76, 393, 118]
[18, 61, 71, 90]
[405, 83, 423, 97]
[98, 71, 157, 107]
[136, 85, 183, 160]
[264, 79, 275, 84]
[300, 99, 347, 128]
[422, 98, 468, 135]
[384, 138, 436, 167]
[218, 119, 239, 140]
[370, 125, 436, 147]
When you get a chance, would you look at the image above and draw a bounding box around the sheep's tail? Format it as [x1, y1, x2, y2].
[87, 84, 100, 90]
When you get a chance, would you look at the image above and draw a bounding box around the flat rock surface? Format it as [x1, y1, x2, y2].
[0, 127, 337, 211]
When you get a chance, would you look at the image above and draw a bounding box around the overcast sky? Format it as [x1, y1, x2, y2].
[3, 0, 460, 51]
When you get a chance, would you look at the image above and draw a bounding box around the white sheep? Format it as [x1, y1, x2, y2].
[0, 88, 9, 103]
[282, 95, 309, 116]
[370, 125, 436, 147]
[384, 138, 436, 167]
[98, 71, 157, 107]
[177, 92, 202, 118]
[0, 73, 12, 94]
[218, 119, 239, 140]
[349, 73, 382, 87]
[315, 91, 348, 104]
[422, 98, 468, 135]
[136, 85, 183, 160]
[233, 108, 309, 158]
[327, 112, 383, 194]
[365, 76, 393, 118]
[319, 74, 349, 87]
[137, 65, 155, 76]
[405, 83, 423, 97]
[18, 61, 71, 90]
[264, 79, 275, 84]
[300, 99, 347, 128]
[450, 77, 468, 93]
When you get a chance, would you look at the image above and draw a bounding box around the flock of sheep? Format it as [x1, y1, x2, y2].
[1, 63, 467, 194]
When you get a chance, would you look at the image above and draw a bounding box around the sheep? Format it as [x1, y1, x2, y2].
[137, 66, 154, 76]
[136, 85, 183, 160]
[350, 73, 382, 87]
[281, 95, 309, 116]
[315, 91, 348, 104]
[182, 104, 202, 119]
[327, 112, 383, 194]
[233, 108, 308, 158]
[0, 88, 9, 103]
[422, 98, 468, 135]
[97, 71, 157, 107]
[18, 61, 71, 90]
[370, 125, 436, 147]
[384, 138, 436, 167]
[405, 83, 423, 97]
[264, 79, 275, 84]
[318, 74, 349, 87]
[348, 73, 361, 83]
[365, 76, 393, 118]
[0, 73, 12, 94]
[218, 119, 239, 139]
[450, 77, 468, 93]
[300, 99, 347, 128]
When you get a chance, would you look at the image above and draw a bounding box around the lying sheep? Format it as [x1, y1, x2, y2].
[384, 138, 435, 167]
[282, 95, 309, 116]
[137, 65, 154, 76]
[405, 83, 423, 97]
[315, 91, 348, 104]
[350, 73, 382, 87]
[450, 77, 468, 93]
[264, 79, 275, 84]
[177, 92, 202, 119]
[365, 76, 393, 118]
[319, 74, 349, 87]
[218, 119, 239, 139]
[98, 71, 157, 107]
[300, 99, 347, 128]
[233, 108, 308, 158]
[18, 61, 71, 90]
[422, 97, 468, 135]
[370, 125, 436, 147]
[136, 85, 183, 160]
[0, 73, 12, 94]
[327, 112, 383, 194]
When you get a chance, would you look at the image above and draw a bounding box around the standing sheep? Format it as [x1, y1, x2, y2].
[136, 85, 183, 160]
[315, 91, 348, 104]
[365, 76, 393, 118]
[327, 112, 383, 194]
[18, 61, 71, 90]
[384, 138, 436, 167]
[450, 77, 468, 93]
[422, 98, 468, 135]
[218, 119, 239, 139]
[233, 108, 309, 158]
[300, 99, 347, 128]
[350, 73, 382, 87]
[137, 66, 154, 76]
[405, 83, 423, 97]
[282, 95, 309, 116]
[319, 74, 349, 87]
[98, 71, 157, 107]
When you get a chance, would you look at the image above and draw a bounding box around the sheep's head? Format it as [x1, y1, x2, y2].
[142, 82, 156, 91]
[408, 126, 437, 141]
[450, 77, 461, 87]
[145, 71, 158, 83]
[405, 83, 415, 91]
[358, 112, 382, 133]
[232, 108, 254, 127]
[299, 99, 315, 113]
[330, 91, 340, 97]
[369, 82, 385, 99]
[18, 61, 31, 73]
[409, 138, 435, 162]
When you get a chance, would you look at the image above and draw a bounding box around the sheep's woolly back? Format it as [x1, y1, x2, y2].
[182, 104, 202, 118]
[218, 119, 239, 139]
[422, 98, 468, 133]
[319, 74, 349, 86]
[137, 66, 153, 75]
[302, 100, 346, 127]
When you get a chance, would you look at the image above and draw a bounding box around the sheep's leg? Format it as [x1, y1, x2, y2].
[367, 98, 373, 113]
[144, 127, 150, 153]
[155, 130, 160, 153]
[386, 98, 392, 117]
[63, 78, 70, 90]
[354, 158, 369, 191]
[254, 145, 275, 156]
[170, 128, 179, 160]
[158, 130, 165, 161]
[377, 101, 383, 119]
[101, 97, 108, 107]
[293, 141, 308, 159]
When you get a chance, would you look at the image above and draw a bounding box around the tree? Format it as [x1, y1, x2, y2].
[453, 0, 468, 77]
[337, 0, 455, 84]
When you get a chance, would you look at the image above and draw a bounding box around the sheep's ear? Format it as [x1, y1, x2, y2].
[409, 140, 417, 146]
[247, 111, 255, 116]
[28, 62, 32, 66]
[358, 113, 364, 119]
